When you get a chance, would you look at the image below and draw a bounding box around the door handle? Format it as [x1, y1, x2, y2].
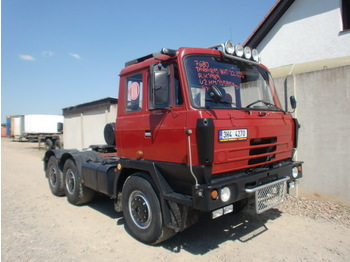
[145, 131, 152, 138]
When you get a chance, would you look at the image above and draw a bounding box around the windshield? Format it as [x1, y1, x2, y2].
[185, 55, 282, 110]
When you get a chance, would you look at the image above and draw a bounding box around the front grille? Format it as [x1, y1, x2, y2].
[250, 137, 277, 145]
[248, 137, 277, 165]
[255, 180, 287, 214]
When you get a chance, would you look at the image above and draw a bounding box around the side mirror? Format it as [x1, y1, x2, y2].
[284, 75, 297, 112]
[290, 95, 297, 109]
[57, 122, 63, 133]
[150, 63, 170, 109]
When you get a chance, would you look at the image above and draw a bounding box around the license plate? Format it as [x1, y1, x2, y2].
[219, 129, 247, 142]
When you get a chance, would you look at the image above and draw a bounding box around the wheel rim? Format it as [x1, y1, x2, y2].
[65, 169, 75, 194]
[128, 190, 152, 229]
[49, 165, 57, 187]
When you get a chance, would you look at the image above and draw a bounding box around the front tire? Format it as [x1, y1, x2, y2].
[63, 159, 95, 205]
[122, 174, 175, 245]
[46, 156, 64, 196]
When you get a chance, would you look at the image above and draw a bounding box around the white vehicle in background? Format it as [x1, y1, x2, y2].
[9, 114, 63, 150]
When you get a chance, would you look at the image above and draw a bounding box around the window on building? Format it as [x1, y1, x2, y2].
[341, 0, 350, 30]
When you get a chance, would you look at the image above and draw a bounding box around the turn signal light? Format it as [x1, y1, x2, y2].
[136, 150, 144, 159]
[210, 189, 219, 200]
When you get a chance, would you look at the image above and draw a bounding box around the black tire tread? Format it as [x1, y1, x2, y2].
[63, 159, 95, 205]
[122, 174, 175, 245]
[46, 156, 65, 196]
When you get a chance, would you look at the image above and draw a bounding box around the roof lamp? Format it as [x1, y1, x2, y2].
[235, 44, 243, 57]
[224, 41, 235, 54]
[244, 46, 252, 60]
[252, 49, 260, 62]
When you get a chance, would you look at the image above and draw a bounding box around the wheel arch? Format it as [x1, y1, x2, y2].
[116, 168, 156, 197]
[113, 160, 180, 231]
[120, 169, 177, 244]
[44, 149, 105, 178]
[114, 160, 172, 197]
[66, 151, 105, 178]
[43, 149, 79, 175]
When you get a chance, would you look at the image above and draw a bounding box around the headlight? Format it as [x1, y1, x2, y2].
[234, 44, 243, 57]
[252, 49, 260, 62]
[244, 46, 252, 60]
[220, 187, 231, 202]
[292, 167, 299, 178]
[224, 41, 235, 54]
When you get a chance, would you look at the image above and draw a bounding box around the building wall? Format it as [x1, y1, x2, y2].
[258, 0, 350, 69]
[63, 104, 117, 150]
[63, 114, 83, 149]
[274, 65, 350, 205]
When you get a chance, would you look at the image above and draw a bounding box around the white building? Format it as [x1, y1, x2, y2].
[245, 0, 350, 205]
[63, 97, 117, 150]
[246, 0, 350, 76]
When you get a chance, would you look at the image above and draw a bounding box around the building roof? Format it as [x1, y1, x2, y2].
[63, 97, 118, 117]
[244, 0, 295, 48]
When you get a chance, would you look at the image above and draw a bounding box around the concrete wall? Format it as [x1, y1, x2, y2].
[274, 65, 350, 205]
[64, 104, 117, 150]
[258, 0, 350, 69]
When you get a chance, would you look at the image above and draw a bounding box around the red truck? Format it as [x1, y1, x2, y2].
[44, 41, 302, 244]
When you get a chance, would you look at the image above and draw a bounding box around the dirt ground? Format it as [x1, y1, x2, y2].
[1, 137, 350, 262]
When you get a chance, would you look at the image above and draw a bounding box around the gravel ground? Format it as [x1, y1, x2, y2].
[2, 138, 350, 262]
[279, 195, 350, 228]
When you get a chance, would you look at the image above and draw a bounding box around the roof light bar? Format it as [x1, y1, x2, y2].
[252, 49, 260, 62]
[234, 44, 244, 57]
[224, 41, 235, 55]
[244, 46, 252, 60]
[210, 41, 261, 63]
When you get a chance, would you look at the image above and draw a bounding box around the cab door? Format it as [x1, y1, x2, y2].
[116, 71, 147, 159]
[142, 63, 188, 164]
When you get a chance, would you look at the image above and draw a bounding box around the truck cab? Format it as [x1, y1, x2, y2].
[44, 41, 302, 245]
[117, 41, 301, 197]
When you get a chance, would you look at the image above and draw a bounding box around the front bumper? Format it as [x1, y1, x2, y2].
[192, 161, 303, 212]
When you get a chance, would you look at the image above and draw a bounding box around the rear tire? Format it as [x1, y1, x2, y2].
[122, 174, 175, 245]
[46, 156, 64, 196]
[45, 139, 53, 151]
[54, 139, 62, 149]
[63, 159, 95, 205]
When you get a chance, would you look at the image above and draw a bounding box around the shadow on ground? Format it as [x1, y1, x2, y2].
[159, 208, 281, 255]
[87, 194, 121, 219]
[86, 194, 281, 255]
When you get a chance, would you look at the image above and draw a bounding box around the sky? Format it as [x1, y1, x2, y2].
[1, 0, 277, 123]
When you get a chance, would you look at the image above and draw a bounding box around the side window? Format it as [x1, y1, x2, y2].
[174, 64, 183, 106]
[126, 73, 143, 113]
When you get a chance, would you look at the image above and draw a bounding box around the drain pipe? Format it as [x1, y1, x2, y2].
[284, 64, 295, 112]
[186, 129, 199, 187]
